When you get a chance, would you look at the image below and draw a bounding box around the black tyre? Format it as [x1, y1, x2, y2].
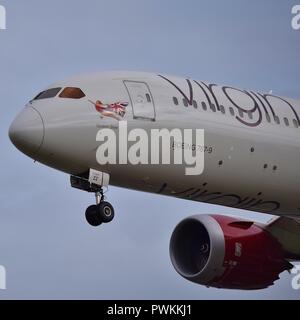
[85, 205, 102, 227]
[98, 202, 115, 223]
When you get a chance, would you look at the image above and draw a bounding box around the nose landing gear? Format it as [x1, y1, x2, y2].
[70, 170, 115, 227]
[85, 190, 115, 227]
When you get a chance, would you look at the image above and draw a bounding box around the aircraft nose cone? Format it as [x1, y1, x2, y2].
[9, 107, 44, 157]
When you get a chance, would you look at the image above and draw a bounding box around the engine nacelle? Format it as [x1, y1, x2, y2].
[170, 215, 292, 290]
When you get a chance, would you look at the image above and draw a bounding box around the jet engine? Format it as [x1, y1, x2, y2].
[170, 214, 292, 290]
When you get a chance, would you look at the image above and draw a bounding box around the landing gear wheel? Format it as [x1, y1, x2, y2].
[85, 186, 115, 227]
[85, 205, 103, 227]
[98, 202, 115, 223]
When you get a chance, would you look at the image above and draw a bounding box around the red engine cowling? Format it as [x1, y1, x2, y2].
[170, 215, 292, 290]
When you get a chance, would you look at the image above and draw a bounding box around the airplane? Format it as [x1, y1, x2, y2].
[8, 71, 300, 290]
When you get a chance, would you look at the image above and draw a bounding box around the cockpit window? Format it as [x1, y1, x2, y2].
[59, 87, 86, 99]
[34, 87, 62, 100]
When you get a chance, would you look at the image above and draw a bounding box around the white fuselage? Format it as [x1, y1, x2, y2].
[9, 72, 300, 217]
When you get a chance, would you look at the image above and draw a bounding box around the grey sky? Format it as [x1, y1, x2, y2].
[0, 0, 300, 299]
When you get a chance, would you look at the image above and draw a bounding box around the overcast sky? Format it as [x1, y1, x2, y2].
[0, 0, 300, 299]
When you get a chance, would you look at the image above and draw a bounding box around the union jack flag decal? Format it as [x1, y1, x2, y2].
[108, 102, 129, 117]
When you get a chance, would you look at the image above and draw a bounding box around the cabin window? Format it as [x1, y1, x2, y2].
[266, 114, 271, 123]
[238, 109, 244, 118]
[183, 98, 189, 107]
[220, 105, 225, 114]
[210, 104, 216, 112]
[274, 115, 280, 124]
[33, 87, 62, 100]
[202, 102, 207, 111]
[173, 97, 179, 106]
[59, 87, 86, 99]
[193, 100, 198, 109]
[293, 119, 299, 128]
[229, 107, 235, 116]
[284, 117, 289, 127]
[248, 111, 253, 119]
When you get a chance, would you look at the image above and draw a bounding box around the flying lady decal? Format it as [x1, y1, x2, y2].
[89, 100, 128, 121]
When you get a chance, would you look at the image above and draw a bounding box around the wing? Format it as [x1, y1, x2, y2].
[263, 216, 300, 260]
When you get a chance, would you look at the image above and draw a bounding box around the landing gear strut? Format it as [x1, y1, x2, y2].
[85, 189, 115, 227]
[70, 170, 115, 227]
